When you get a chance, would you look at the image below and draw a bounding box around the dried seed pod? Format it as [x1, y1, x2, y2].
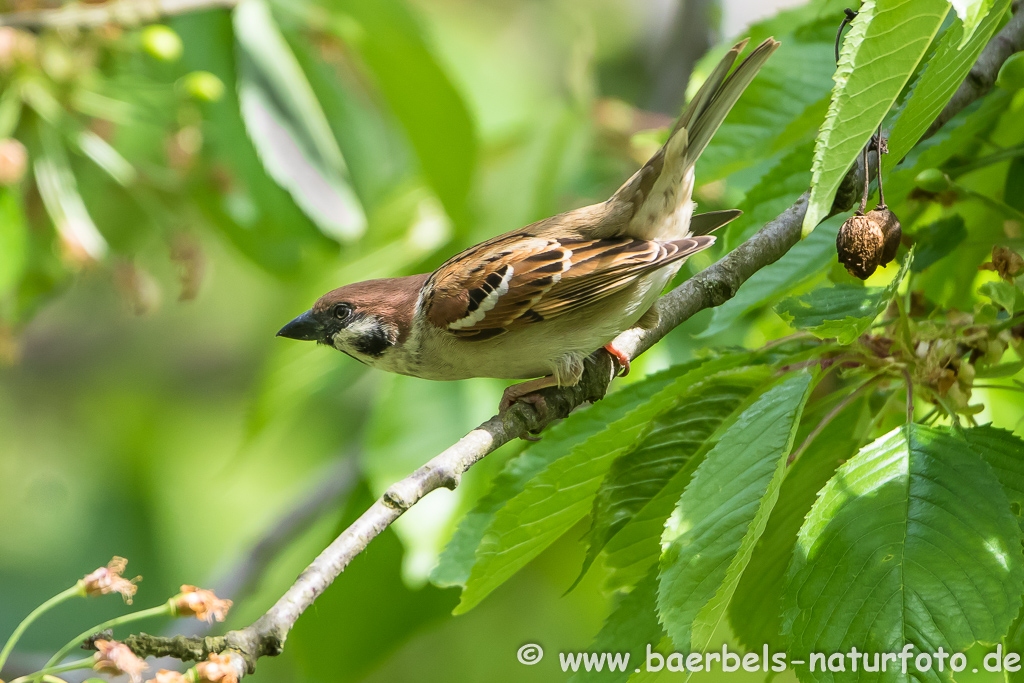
[873, 206, 902, 266]
[979, 245, 1023, 281]
[836, 207, 902, 279]
[837, 213, 882, 279]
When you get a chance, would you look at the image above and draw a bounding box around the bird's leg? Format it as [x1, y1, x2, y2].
[603, 343, 631, 377]
[499, 376, 560, 418]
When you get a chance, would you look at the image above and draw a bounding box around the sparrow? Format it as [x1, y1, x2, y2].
[278, 38, 779, 412]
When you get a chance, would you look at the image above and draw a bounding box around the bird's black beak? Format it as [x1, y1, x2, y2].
[277, 310, 321, 341]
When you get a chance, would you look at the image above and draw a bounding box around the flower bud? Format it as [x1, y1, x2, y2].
[181, 71, 224, 102]
[141, 25, 183, 62]
[0, 27, 35, 71]
[79, 556, 141, 603]
[94, 640, 148, 683]
[195, 653, 239, 683]
[172, 585, 232, 623]
[0, 139, 27, 185]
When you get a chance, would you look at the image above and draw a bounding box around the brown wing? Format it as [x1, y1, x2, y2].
[424, 233, 714, 340]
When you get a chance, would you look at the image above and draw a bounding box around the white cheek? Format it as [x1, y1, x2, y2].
[330, 318, 393, 354]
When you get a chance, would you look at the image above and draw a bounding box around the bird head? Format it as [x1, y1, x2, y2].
[276, 274, 428, 363]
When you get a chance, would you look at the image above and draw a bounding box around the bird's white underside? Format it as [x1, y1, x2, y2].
[358, 261, 683, 383]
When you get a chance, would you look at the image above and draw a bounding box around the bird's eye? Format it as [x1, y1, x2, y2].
[332, 303, 353, 321]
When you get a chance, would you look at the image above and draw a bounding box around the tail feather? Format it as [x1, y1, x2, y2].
[679, 38, 780, 166]
[690, 208, 743, 236]
[612, 38, 779, 241]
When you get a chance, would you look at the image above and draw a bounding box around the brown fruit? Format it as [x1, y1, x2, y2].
[836, 207, 902, 280]
[873, 207, 902, 266]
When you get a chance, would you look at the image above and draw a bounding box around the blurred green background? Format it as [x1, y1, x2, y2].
[0, 0, 1020, 681]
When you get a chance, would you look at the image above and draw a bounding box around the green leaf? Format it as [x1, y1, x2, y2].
[699, 219, 838, 339]
[730, 394, 871, 652]
[910, 214, 966, 272]
[775, 247, 915, 344]
[696, 39, 835, 184]
[949, 0, 1000, 44]
[803, 0, 949, 235]
[600, 443, 713, 593]
[73, 130, 137, 186]
[453, 363, 727, 614]
[782, 425, 1024, 682]
[0, 187, 28, 300]
[289, 38, 412, 213]
[575, 365, 772, 588]
[657, 373, 814, 652]
[324, 0, 477, 229]
[1009, 609, 1024, 683]
[981, 280, 1020, 314]
[234, 0, 366, 241]
[885, 1, 1010, 173]
[173, 8, 333, 275]
[33, 125, 108, 260]
[431, 360, 702, 589]
[569, 568, 665, 683]
[1007, 156, 1024, 213]
[885, 88, 1010, 202]
[964, 425, 1024, 533]
[723, 141, 814, 250]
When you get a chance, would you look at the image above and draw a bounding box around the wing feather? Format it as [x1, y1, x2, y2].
[424, 234, 713, 339]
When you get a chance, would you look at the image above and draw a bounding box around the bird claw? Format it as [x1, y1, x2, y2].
[499, 390, 549, 423]
[603, 343, 631, 377]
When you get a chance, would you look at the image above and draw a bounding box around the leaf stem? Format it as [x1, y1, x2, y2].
[0, 584, 83, 673]
[874, 126, 886, 208]
[9, 656, 94, 683]
[901, 367, 914, 423]
[949, 143, 1024, 178]
[834, 8, 859, 63]
[43, 602, 172, 670]
[788, 374, 880, 465]
[974, 383, 1024, 393]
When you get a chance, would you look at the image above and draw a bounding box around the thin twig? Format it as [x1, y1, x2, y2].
[0, 0, 239, 29]
[902, 367, 914, 423]
[788, 375, 880, 465]
[974, 383, 1024, 392]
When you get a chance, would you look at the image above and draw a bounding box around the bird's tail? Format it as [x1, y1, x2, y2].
[672, 37, 780, 168]
[613, 38, 780, 241]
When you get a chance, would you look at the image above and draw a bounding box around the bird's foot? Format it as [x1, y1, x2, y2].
[499, 389, 549, 422]
[499, 377, 558, 422]
[603, 343, 631, 377]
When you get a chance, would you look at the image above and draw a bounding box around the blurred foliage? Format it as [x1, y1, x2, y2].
[0, 0, 1023, 682]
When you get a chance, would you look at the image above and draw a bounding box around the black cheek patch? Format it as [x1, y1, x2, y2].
[353, 323, 393, 358]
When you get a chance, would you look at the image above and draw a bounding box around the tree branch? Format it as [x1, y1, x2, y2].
[0, 0, 238, 29]
[923, 8, 1024, 139]
[116, 9, 1024, 680]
